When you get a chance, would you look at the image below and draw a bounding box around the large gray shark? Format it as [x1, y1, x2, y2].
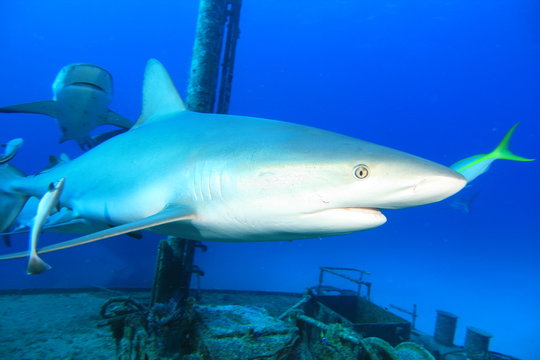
[0, 59, 466, 273]
[0, 64, 133, 150]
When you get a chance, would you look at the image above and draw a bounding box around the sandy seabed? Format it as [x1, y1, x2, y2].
[0, 288, 302, 360]
[0, 289, 123, 360]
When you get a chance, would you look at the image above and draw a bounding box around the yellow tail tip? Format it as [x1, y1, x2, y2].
[492, 122, 535, 162]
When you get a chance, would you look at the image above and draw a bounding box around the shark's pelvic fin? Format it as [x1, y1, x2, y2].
[0, 100, 58, 118]
[0, 164, 28, 233]
[99, 110, 133, 129]
[133, 59, 186, 128]
[0, 207, 195, 262]
[0, 218, 80, 236]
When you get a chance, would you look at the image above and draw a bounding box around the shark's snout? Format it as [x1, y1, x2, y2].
[410, 171, 466, 206]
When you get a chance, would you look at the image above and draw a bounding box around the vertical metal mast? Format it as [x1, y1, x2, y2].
[152, 0, 243, 307]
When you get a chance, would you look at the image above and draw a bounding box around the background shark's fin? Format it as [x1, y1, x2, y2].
[0, 207, 195, 262]
[0, 100, 58, 118]
[0, 138, 24, 164]
[0, 164, 29, 233]
[133, 59, 186, 128]
[99, 110, 133, 129]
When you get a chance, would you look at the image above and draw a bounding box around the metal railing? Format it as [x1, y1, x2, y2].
[316, 266, 372, 300]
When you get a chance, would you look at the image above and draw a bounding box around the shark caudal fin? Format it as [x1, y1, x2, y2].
[0, 164, 29, 232]
[27, 254, 52, 275]
[489, 122, 535, 162]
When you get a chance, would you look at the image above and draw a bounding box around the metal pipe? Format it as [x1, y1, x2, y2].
[217, 0, 242, 114]
[186, 0, 228, 113]
[434, 310, 458, 346]
[464, 327, 493, 359]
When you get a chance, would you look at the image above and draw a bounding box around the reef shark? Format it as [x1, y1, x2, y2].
[0, 64, 133, 150]
[0, 59, 466, 274]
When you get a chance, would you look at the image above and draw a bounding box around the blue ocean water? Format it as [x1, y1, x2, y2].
[1, 0, 538, 359]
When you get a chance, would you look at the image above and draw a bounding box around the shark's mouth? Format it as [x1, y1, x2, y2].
[301, 207, 387, 231]
[308, 207, 384, 216]
[71, 82, 105, 92]
[340, 207, 381, 213]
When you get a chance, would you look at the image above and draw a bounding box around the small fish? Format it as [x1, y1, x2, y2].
[448, 190, 480, 213]
[27, 178, 65, 274]
[0, 138, 23, 164]
[451, 123, 534, 183]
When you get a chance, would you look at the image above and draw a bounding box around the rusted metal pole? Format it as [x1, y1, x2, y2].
[152, 0, 243, 307]
[217, 0, 242, 114]
[186, 0, 228, 113]
[151, 237, 197, 305]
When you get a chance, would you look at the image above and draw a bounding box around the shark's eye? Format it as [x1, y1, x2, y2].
[353, 164, 369, 179]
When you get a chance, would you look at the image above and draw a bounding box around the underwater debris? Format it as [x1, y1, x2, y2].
[362, 337, 400, 360]
[100, 296, 195, 360]
[277, 294, 312, 320]
[100, 296, 302, 360]
[100, 293, 431, 360]
[395, 342, 435, 360]
[193, 304, 299, 360]
[96, 260, 514, 360]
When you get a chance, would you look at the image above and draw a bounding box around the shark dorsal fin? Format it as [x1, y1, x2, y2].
[133, 59, 186, 128]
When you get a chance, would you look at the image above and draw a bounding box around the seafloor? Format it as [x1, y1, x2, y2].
[0, 288, 302, 360]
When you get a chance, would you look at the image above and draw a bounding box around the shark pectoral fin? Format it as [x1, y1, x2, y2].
[0, 207, 195, 262]
[100, 110, 133, 129]
[0, 100, 58, 118]
[0, 164, 29, 233]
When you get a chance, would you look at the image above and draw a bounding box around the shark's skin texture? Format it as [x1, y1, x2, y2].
[0, 64, 132, 150]
[0, 59, 466, 269]
[451, 123, 534, 183]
